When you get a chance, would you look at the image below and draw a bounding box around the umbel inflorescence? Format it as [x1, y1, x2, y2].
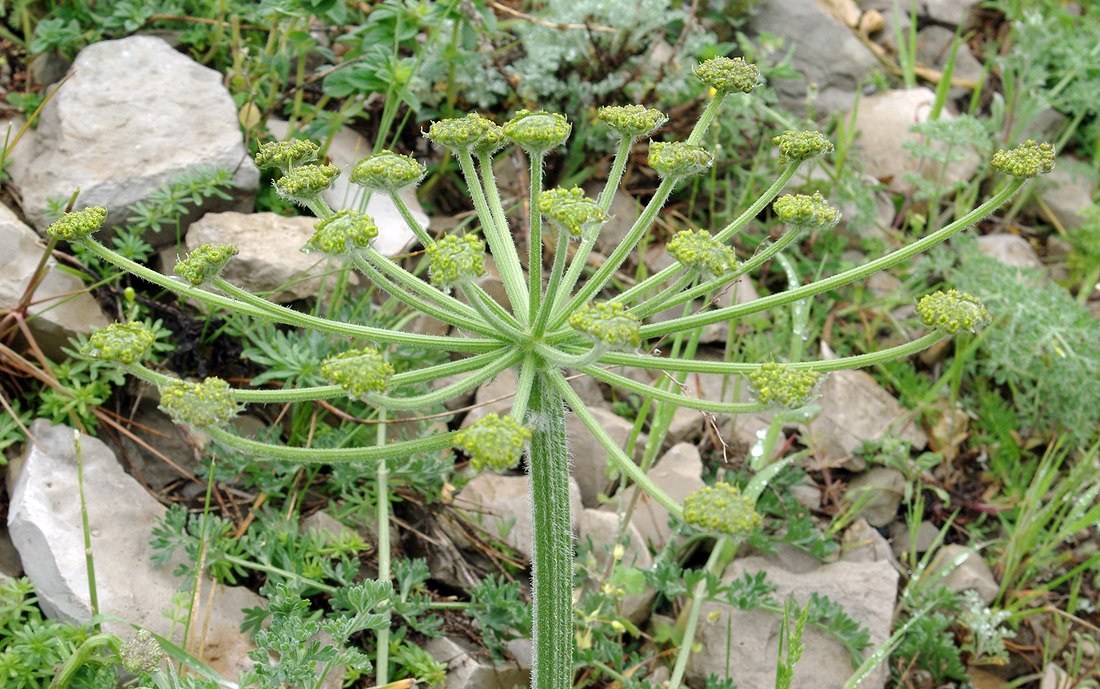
[56, 55, 1052, 689]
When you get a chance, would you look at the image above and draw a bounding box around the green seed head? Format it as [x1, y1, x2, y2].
[991, 139, 1055, 178]
[427, 113, 500, 154]
[597, 105, 669, 140]
[648, 141, 714, 179]
[667, 229, 739, 278]
[569, 301, 641, 349]
[503, 110, 571, 154]
[683, 482, 762, 536]
[159, 377, 242, 428]
[916, 289, 991, 335]
[45, 206, 108, 241]
[773, 192, 842, 229]
[471, 121, 507, 157]
[82, 321, 158, 364]
[748, 363, 823, 409]
[120, 629, 164, 675]
[772, 130, 835, 166]
[274, 163, 340, 204]
[350, 150, 426, 191]
[426, 234, 487, 289]
[307, 210, 379, 255]
[320, 347, 396, 399]
[254, 139, 319, 170]
[174, 243, 239, 286]
[538, 187, 607, 239]
[455, 413, 532, 473]
[693, 56, 761, 94]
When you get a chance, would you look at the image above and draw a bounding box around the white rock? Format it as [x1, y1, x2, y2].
[847, 467, 906, 527]
[460, 368, 518, 429]
[7, 420, 262, 679]
[916, 25, 985, 87]
[976, 233, 1043, 270]
[425, 636, 528, 689]
[928, 544, 1000, 604]
[185, 211, 356, 302]
[267, 120, 428, 257]
[567, 405, 640, 508]
[917, 0, 981, 25]
[1038, 158, 1096, 232]
[851, 88, 981, 195]
[7, 36, 258, 242]
[0, 202, 108, 356]
[608, 443, 704, 551]
[577, 509, 654, 623]
[689, 555, 898, 689]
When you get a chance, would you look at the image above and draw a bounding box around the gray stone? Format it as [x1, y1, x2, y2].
[567, 405, 640, 508]
[1038, 158, 1096, 232]
[592, 189, 641, 256]
[847, 468, 906, 527]
[889, 520, 940, 557]
[461, 368, 519, 430]
[928, 544, 999, 604]
[7, 36, 258, 242]
[750, 0, 879, 113]
[916, 25, 985, 88]
[108, 400, 200, 493]
[577, 509, 654, 623]
[841, 518, 899, 567]
[917, 0, 981, 25]
[451, 473, 582, 560]
[425, 636, 528, 689]
[7, 420, 262, 679]
[0, 202, 108, 357]
[790, 477, 822, 512]
[688, 555, 898, 689]
[976, 233, 1044, 271]
[266, 120, 428, 257]
[609, 442, 704, 551]
[0, 526, 22, 578]
[851, 88, 981, 195]
[806, 368, 927, 463]
[185, 211, 355, 302]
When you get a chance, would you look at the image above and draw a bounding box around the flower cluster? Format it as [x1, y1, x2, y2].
[772, 130, 835, 166]
[351, 150, 426, 191]
[539, 187, 606, 238]
[320, 348, 396, 399]
[747, 363, 823, 409]
[597, 105, 668, 140]
[569, 301, 641, 349]
[667, 229, 738, 278]
[45, 206, 107, 240]
[503, 110, 571, 154]
[991, 139, 1055, 178]
[159, 377, 242, 428]
[254, 139, 319, 171]
[648, 142, 714, 179]
[426, 234, 487, 288]
[773, 192, 842, 229]
[275, 163, 340, 205]
[455, 413, 532, 472]
[683, 482, 762, 535]
[693, 56, 761, 94]
[916, 289, 991, 335]
[82, 322, 157, 364]
[307, 210, 379, 255]
[174, 243, 239, 286]
[427, 113, 504, 154]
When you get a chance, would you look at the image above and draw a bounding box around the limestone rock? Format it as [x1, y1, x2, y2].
[185, 211, 356, 302]
[567, 405, 640, 508]
[425, 636, 528, 689]
[0, 203, 108, 357]
[608, 443, 705, 551]
[916, 25, 985, 88]
[928, 544, 999, 604]
[7, 420, 262, 679]
[460, 368, 519, 429]
[750, 0, 879, 113]
[851, 88, 981, 195]
[841, 518, 899, 567]
[976, 233, 1043, 271]
[846, 467, 906, 527]
[1038, 157, 1096, 232]
[917, 0, 981, 25]
[7, 36, 258, 242]
[688, 555, 898, 689]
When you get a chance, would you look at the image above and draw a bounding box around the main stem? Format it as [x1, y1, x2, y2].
[527, 374, 573, 689]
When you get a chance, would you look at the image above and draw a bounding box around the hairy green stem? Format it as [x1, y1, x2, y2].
[667, 537, 736, 689]
[205, 425, 456, 464]
[528, 152, 546, 324]
[74, 431, 99, 627]
[389, 192, 434, 248]
[527, 375, 574, 689]
[375, 410, 391, 687]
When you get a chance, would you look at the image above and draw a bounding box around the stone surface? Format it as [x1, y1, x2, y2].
[688, 555, 898, 689]
[425, 636, 528, 689]
[460, 368, 519, 429]
[806, 368, 927, 463]
[567, 405, 640, 508]
[851, 88, 981, 195]
[267, 119, 428, 257]
[841, 518, 899, 567]
[928, 544, 999, 604]
[917, 0, 981, 25]
[846, 467, 906, 527]
[916, 25, 985, 88]
[7, 36, 258, 242]
[108, 400, 200, 493]
[976, 233, 1044, 271]
[7, 420, 262, 679]
[889, 520, 940, 557]
[451, 473, 582, 560]
[750, 0, 879, 113]
[607, 442, 705, 551]
[1038, 157, 1096, 232]
[577, 509, 654, 623]
[185, 211, 356, 302]
[0, 202, 109, 356]
[592, 188, 641, 256]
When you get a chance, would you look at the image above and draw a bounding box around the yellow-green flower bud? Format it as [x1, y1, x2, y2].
[472, 121, 507, 157]
[350, 150, 426, 191]
[648, 141, 714, 179]
[45, 206, 108, 241]
[772, 130, 834, 166]
[991, 139, 1055, 178]
[916, 289, 991, 335]
[159, 377, 242, 428]
[693, 56, 761, 94]
[426, 234, 487, 288]
[254, 139, 319, 170]
[772, 192, 842, 229]
[503, 110, 571, 154]
[274, 163, 340, 204]
[454, 413, 532, 472]
[427, 113, 499, 154]
[569, 301, 641, 349]
[683, 482, 762, 535]
[748, 362, 822, 409]
[174, 243, 239, 286]
[597, 105, 668, 140]
[307, 210, 378, 255]
[82, 322, 157, 364]
[320, 347, 395, 399]
[120, 629, 164, 675]
[667, 229, 739, 278]
[539, 187, 607, 238]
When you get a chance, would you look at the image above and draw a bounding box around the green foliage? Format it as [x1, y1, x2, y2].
[467, 575, 532, 660]
[892, 612, 968, 684]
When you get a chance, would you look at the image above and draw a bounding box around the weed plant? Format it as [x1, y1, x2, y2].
[42, 53, 1058, 689]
